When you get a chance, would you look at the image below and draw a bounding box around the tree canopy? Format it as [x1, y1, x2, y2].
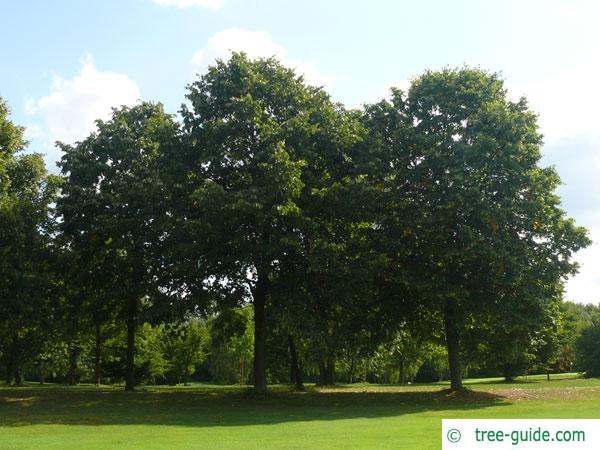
[0, 59, 592, 392]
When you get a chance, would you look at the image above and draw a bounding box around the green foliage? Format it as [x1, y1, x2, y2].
[0, 61, 591, 391]
[181, 53, 370, 390]
[163, 319, 210, 384]
[576, 317, 600, 377]
[207, 307, 254, 384]
[363, 68, 590, 389]
[58, 102, 180, 311]
[57, 102, 183, 389]
[133, 323, 169, 384]
[0, 97, 60, 384]
[370, 326, 445, 384]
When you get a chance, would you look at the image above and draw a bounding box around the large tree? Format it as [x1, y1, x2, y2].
[364, 69, 589, 391]
[58, 102, 180, 390]
[181, 53, 365, 392]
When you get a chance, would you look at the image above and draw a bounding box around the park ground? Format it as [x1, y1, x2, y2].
[2, 374, 600, 449]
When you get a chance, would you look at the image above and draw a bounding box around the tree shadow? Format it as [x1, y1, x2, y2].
[0, 385, 509, 428]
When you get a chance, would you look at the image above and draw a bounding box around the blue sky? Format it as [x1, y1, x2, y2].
[2, 0, 599, 302]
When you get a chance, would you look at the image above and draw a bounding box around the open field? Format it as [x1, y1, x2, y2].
[2, 374, 600, 449]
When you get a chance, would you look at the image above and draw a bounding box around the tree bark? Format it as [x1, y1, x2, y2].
[318, 356, 335, 385]
[14, 365, 22, 385]
[125, 297, 137, 391]
[94, 323, 102, 386]
[6, 358, 14, 385]
[326, 357, 335, 385]
[399, 357, 405, 384]
[6, 337, 18, 385]
[288, 334, 303, 390]
[68, 345, 79, 385]
[444, 299, 463, 391]
[253, 271, 268, 393]
[40, 360, 45, 385]
[6, 344, 15, 386]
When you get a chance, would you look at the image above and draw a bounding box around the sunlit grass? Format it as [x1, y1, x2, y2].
[2, 374, 600, 449]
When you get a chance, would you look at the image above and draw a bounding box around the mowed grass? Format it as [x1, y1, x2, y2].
[2, 374, 600, 449]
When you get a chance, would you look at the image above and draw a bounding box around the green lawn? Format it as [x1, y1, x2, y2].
[2, 374, 600, 449]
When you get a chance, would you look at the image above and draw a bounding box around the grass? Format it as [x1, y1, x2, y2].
[2, 374, 600, 449]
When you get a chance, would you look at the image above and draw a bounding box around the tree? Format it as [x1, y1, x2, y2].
[531, 299, 566, 380]
[559, 302, 600, 373]
[371, 324, 438, 384]
[58, 102, 180, 390]
[207, 307, 254, 385]
[0, 97, 60, 384]
[365, 69, 590, 390]
[576, 319, 600, 377]
[163, 318, 209, 385]
[181, 53, 363, 392]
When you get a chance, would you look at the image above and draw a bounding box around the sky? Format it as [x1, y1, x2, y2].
[1, 0, 599, 303]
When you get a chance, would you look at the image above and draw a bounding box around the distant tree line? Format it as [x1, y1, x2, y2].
[0, 54, 592, 392]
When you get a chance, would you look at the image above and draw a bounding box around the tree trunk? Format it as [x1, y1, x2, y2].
[318, 360, 326, 385]
[6, 358, 14, 385]
[326, 357, 335, 385]
[318, 356, 335, 385]
[240, 359, 245, 385]
[14, 365, 22, 385]
[444, 299, 463, 391]
[252, 271, 268, 393]
[68, 345, 79, 386]
[288, 334, 303, 390]
[547, 372, 550, 382]
[94, 323, 102, 386]
[6, 337, 18, 385]
[40, 360, 45, 385]
[6, 343, 15, 386]
[348, 355, 355, 384]
[125, 297, 137, 391]
[399, 357, 405, 384]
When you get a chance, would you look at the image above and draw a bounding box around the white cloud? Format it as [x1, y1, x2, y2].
[507, 60, 600, 144]
[372, 79, 410, 103]
[25, 55, 140, 166]
[150, 0, 224, 9]
[23, 124, 44, 141]
[190, 28, 335, 88]
[504, 78, 600, 303]
[498, 1, 600, 301]
[505, 2, 600, 145]
[505, 2, 600, 303]
[542, 136, 600, 304]
[565, 226, 600, 304]
[543, 137, 600, 224]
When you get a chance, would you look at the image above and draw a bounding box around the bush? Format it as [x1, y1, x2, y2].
[576, 321, 600, 377]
